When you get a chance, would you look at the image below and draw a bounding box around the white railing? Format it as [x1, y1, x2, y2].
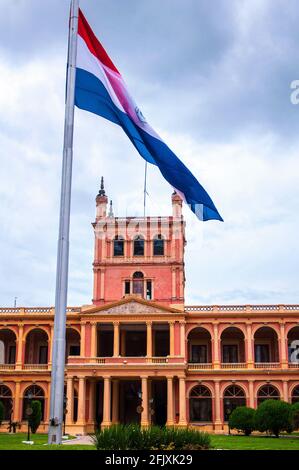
[288, 362, 299, 368]
[221, 363, 247, 369]
[185, 304, 299, 313]
[0, 364, 15, 370]
[23, 364, 49, 370]
[254, 362, 280, 369]
[188, 363, 213, 370]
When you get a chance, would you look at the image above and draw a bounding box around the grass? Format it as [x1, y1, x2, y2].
[1, 431, 299, 450]
[210, 434, 299, 450]
[0, 433, 94, 451]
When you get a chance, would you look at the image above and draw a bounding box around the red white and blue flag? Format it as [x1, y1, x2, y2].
[75, 9, 223, 221]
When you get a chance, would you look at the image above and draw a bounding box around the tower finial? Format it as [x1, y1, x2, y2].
[98, 176, 106, 196]
[108, 200, 114, 217]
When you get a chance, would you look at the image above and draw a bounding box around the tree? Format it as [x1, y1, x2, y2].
[292, 402, 299, 430]
[228, 406, 256, 436]
[0, 401, 4, 425]
[255, 400, 293, 437]
[29, 400, 42, 434]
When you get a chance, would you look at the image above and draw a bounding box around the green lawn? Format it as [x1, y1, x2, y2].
[1, 432, 299, 450]
[0, 433, 94, 450]
[211, 434, 299, 450]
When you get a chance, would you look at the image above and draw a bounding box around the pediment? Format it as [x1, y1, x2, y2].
[81, 296, 181, 316]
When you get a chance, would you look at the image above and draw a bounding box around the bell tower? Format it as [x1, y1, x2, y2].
[92, 179, 186, 308]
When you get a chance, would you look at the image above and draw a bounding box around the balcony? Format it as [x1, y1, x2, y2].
[0, 364, 15, 370]
[67, 356, 184, 366]
[288, 362, 299, 369]
[254, 362, 280, 369]
[23, 364, 50, 370]
[221, 362, 247, 369]
[188, 363, 213, 370]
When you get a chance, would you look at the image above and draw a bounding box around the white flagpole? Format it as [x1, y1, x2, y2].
[48, 0, 79, 445]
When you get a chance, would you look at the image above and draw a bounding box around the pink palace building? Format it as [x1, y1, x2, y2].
[0, 179, 299, 434]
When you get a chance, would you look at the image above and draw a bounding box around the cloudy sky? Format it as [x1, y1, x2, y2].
[0, 0, 299, 307]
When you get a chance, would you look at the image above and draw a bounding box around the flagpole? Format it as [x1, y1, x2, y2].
[143, 161, 148, 218]
[48, 0, 79, 445]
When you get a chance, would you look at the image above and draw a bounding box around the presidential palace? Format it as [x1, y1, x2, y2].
[1, 180, 299, 434]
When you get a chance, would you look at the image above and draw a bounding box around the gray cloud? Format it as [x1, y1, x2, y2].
[0, 0, 298, 307]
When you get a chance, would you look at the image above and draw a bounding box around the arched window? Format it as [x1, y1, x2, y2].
[257, 385, 280, 405]
[292, 386, 299, 404]
[133, 271, 144, 295]
[223, 385, 246, 421]
[25, 329, 49, 365]
[22, 385, 45, 421]
[0, 329, 17, 364]
[0, 385, 13, 421]
[133, 235, 144, 256]
[153, 235, 164, 256]
[113, 236, 124, 257]
[189, 385, 212, 422]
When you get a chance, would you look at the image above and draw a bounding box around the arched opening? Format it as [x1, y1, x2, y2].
[221, 327, 245, 363]
[22, 385, 45, 421]
[223, 385, 246, 421]
[257, 385, 280, 405]
[287, 326, 299, 364]
[65, 328, 80, 359]
[0, 385, 13, 421]
[25, 329, 49, 364]
[187, 327, 212, 364]
[132, 271, 144, 296]
[113, 235, 124, 257]
[254, 327, 279, 363]
[292, 386, 299, 404]
[133, 235, 144, 256]
[153, 235, 164, 256]
[189, 385, 212, 422]
[0, 329, 17, 364]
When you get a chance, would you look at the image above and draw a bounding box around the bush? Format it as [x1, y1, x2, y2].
[0, 401, 4, 425]
[255, 400, 293, 437]
[93, 424, 211, 450]
[292, 402, 299, 430]
[29, 400, 42, 434]
[229, 406, 256, 436]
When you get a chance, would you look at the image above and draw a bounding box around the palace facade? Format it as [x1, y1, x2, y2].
[1, 181, 299, 434]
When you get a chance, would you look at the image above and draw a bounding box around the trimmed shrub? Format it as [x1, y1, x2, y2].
[29, 400, 42, 434]
[229, 406, 256, 436]
[255, 400, 293, 437]
[292, 402, 299, 430]
[0, 401, 4, 425]
[93, 424, 211, 450]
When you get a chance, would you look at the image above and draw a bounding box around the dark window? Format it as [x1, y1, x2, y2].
[154, 330, 170, 356]
[146, 280, 152, 300]
[69, 345, 80, 356]
[113, 236, 124, 256]
[223, 386, 246, 421]
[255, 344, 270, 362]
[8, 345, 16, 364]
[22, 385, 45, 420]
[134, 236, 144, 256]
[153, 235, 164, 256]
[292, 386, 299, 404]
[222, 345, 238, 363]
[125, 280, 131, 295]
[39, 346, 48, 364]
[189, 386, 212, 422]
[133, 271, 144, 295]
[191, 345, 207, 363]
[257, 385, 280, 405]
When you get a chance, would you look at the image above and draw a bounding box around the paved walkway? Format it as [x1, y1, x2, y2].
[62, 435, 94, 445]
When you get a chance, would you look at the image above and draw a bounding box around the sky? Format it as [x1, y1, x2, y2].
[0, 0, 299, 307]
